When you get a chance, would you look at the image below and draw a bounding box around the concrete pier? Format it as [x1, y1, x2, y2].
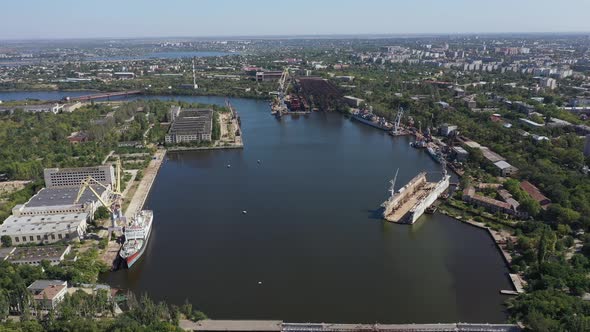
[180, 320, 521, 332]
[124, 149, 166, 219]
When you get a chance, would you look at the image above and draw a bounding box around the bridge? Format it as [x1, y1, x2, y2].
[66, 90, 142, 101]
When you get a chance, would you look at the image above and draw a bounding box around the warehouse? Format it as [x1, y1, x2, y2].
[11, 185, 109, 217]
[165, 109, 213, 144]
[0, 213, 88, 244]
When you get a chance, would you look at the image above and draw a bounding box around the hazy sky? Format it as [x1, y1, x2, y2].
[2, 0, 590, 39]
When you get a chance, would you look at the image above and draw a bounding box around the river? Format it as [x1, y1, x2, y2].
[0, 92, 513, 324]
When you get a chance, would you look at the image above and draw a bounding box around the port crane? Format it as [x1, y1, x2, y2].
[74, 158, 124, 229]
[392, 107, 404, 135]
[389, 168, 399, 197]
[272, 68, 290, 117]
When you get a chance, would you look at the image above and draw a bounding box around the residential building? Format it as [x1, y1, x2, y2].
[585, 134, 590, 158]
[541, 77, 557, 90]
[67, 131, 89, 144]
[28, 280, 68, 310]
[165, 109, 213, 144]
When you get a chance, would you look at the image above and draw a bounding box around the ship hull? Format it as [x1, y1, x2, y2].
[408, 175, 450, 224]
[119, 211, 153, 269]
[351, 115, 391, 131]
[125, 238, 147, 268]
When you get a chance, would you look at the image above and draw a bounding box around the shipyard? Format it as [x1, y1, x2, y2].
[381, 170, 451, 224]
[2, 6, 590, 328]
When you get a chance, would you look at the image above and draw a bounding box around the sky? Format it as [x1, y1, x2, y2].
[1, 0, 590, 39]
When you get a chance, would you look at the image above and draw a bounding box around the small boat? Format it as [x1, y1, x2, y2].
[425, 205, 438, 214]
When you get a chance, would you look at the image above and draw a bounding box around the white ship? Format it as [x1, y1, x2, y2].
[119, 210, 153, 268]
[382, 169, 450, 224]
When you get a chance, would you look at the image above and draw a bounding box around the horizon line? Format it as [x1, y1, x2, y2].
[1, 31, 590, 42]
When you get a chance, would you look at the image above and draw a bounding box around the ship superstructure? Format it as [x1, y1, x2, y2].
[119, 210, 153, 268]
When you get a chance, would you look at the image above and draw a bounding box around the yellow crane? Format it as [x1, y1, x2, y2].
[74, 158, 124, 227]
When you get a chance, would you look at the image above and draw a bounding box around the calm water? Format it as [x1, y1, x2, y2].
[0, 92, 512, 323]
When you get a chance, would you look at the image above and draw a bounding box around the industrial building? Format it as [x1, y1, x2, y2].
[520, 181, 552, 208]
[43, 165, 115, 188]
[4, 245, 72, 266]
[452, 146, 469, 161]
[11, 185, 109, 217]
[0, 213, 89, 244]
[165, 109, 213, 144]
[494, 160, 518, 177]
[440, 123, 458, 137]
[0, 103, 64, 114]
[463, 186, 526, 218]
[255, 71, 283, 82]
[0, 165, 115, 245]
[343, 96, 365, 107]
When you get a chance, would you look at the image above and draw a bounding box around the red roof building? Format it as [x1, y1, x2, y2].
[520, 181, 551, 208]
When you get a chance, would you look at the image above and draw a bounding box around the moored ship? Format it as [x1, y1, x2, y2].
[119, 210, 153, 268]
[382, 169, 450, 224]
[350, 110, 393, 131]
[426, 146, 444, 163]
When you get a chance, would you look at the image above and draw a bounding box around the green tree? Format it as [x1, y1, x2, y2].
[93, 206, 111, 221]
[0, 236, 11, 248]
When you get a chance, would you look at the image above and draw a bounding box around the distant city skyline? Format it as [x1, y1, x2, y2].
[2, 0, 590, 40]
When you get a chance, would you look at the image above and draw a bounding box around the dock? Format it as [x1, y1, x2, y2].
[124, 149, 166, 219]
[382, 172, 450, 224]
[180, 320, 522, 332]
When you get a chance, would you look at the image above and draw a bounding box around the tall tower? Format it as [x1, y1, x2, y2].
[192, 57, 198, 90]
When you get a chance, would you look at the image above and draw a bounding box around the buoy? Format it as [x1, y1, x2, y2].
[242, 210, 247, 214]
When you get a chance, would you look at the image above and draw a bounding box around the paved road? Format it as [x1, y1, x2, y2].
[124, 149, 166, 219]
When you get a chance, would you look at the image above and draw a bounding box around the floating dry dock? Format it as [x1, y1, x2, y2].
[382, 171, 450, 224]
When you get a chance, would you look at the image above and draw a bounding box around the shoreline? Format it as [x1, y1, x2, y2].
[437, 209, 526, 294]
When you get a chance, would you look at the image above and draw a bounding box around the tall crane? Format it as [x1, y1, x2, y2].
[272, 68, 290, 117]
[75, 158, 124, 228]
[392, 107, 405, 135]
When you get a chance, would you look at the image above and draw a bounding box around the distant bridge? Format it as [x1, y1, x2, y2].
[67, 90, 142, 101]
